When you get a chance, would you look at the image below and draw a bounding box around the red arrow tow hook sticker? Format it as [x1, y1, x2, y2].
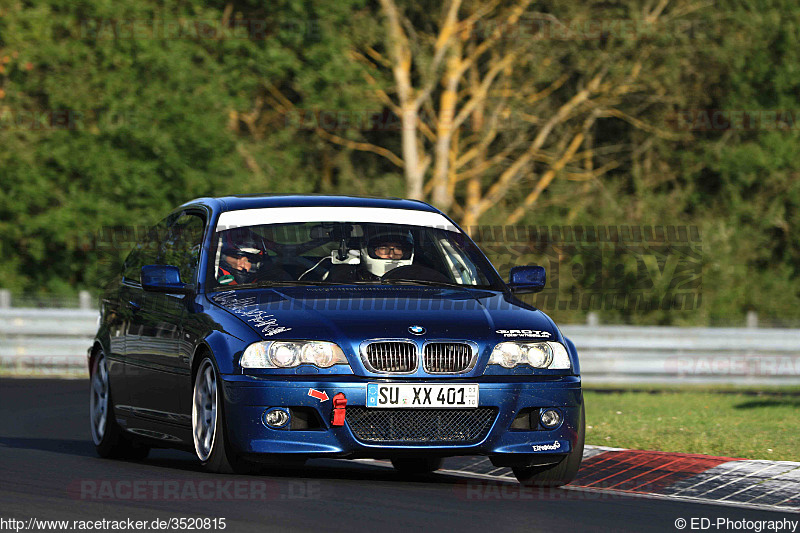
[308, 389, 329, 402]
[331, 392, 347, 426]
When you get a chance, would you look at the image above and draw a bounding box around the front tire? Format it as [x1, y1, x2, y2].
[192, 357, 253, 474]
[90, 350, 149, 460]
[513, 402, 585, 487]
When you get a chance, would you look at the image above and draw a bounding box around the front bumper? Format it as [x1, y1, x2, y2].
[222, 375, 582, 461]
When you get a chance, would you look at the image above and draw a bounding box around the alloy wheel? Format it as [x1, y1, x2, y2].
[192, 360, 218, 462]
[90, 356, 109, 445]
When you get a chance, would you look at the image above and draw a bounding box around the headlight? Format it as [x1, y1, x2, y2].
[489, 341, 571, 370]
[241, 341, 348, 369]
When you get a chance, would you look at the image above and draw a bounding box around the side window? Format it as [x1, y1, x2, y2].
[121, 247, 143, 283]
[162, 212, 205, 284]
[122, 218, 169, 283]
[438, 238, 479, 285]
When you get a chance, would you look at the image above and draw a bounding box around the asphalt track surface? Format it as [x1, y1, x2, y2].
[1, 379, 796, 532]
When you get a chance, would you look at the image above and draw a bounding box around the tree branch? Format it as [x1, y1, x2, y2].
[473, 71, 605, 217]
[597, 107, 685, 140]
[456, 0, 532, 78]
[315, 128, 405, 168]
[451, 52, 516, 130]
[505, 132, 585, 224]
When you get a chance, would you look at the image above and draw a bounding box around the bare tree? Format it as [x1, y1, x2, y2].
[243, 1, 697, 229]
[349, 0, 691, 229]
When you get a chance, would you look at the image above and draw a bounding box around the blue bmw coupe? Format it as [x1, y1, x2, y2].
[89, 195, 584, 486]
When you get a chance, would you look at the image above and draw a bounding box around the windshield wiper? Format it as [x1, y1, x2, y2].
[250, 280, 387, 288]
[380, 278, 466, 289]
[249, 280, 332, 288]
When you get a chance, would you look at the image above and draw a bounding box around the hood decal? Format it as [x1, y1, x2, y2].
[496, 329, 551, 339]
[213, 291, 293, 336]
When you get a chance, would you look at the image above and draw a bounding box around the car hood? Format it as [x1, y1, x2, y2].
[209, 286, 558, 345]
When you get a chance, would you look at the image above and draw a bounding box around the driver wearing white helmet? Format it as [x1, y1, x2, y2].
[360, 231, 414, 279]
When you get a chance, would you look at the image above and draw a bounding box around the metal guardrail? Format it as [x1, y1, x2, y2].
[0, 309, 98, 376]
[1, 308, 799, 383]
[561, 325, 800, 385]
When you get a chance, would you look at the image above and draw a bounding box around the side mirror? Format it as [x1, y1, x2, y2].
[508, 266, 546, 294]
[141, 265, 192, 294]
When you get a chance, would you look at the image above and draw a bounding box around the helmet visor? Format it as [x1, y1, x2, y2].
[368, 240, 412, 260]
[224, 247, 263, 263]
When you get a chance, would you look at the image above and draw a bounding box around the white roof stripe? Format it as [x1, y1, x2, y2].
[216, 206, 459, 232]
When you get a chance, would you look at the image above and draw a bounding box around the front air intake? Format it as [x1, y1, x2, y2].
[423, 342, 476, 374]
[361, 341, 418, 373]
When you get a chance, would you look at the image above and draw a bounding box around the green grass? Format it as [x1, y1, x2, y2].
[0, 368, 88, 379]
[584, 388, 800, 461]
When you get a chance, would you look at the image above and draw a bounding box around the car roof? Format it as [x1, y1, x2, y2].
[180, 194, 440, 214]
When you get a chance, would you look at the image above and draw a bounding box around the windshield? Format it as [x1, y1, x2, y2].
[206, 220, 503, 290]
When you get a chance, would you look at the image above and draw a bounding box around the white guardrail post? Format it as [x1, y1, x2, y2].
[79, 290, 93, 310]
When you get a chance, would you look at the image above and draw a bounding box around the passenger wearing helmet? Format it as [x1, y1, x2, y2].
[217, 232, 265, 285]
[360, 231, 414, 279]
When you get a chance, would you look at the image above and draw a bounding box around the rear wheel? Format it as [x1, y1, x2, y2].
[90, 350, 149, 460]
[391, 457, 444, 475]
[193, 357, 254, 474]
[513, 402, 585, 487]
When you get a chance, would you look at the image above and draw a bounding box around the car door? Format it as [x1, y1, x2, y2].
[113, 221, 166, 417]
[159, 211, 207, 421]
[121, 216, 173, 425]
[124, 212, 204, 433]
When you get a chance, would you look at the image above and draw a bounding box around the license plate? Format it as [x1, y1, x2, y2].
[366, 383, 478, 408]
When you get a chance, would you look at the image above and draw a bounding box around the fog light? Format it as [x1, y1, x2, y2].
[263, 408, 290, 429]
[540, 409, 562, 428]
